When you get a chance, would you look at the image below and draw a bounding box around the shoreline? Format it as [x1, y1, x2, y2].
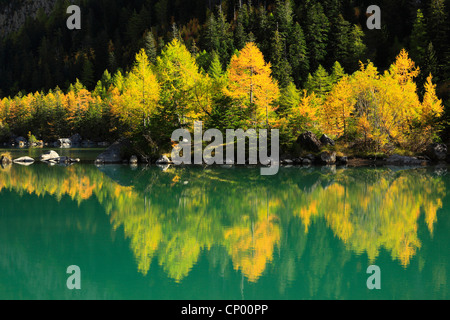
[2, 145, 449, 169]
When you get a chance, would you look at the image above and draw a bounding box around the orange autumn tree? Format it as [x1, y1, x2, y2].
[224, 42, 280, 128]
[63, 80, 95, 133]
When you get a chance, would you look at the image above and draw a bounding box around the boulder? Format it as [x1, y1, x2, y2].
[56, 156, 80, 164]
[30, 140, 44, 147]
[55, 138, 71, 148]
[95, 138, 133, 164]
[69, 133, 82, 146]
[320, 134, 335, 146]
[156, 155, 172, 164]
[130, 155, 138, 164]
[425, 143, 447, 161]
[318, 151, 337, 164]
[40, 150, 60, 162]
[336, 156, 348, 165]
[386, 154, 426, 165]
[281, 159, 293, 165]
[13, 156, 35, 164]
[15, 136, 27, 144]
[302, 158, 312, 165]
[296, 131, 322, 152]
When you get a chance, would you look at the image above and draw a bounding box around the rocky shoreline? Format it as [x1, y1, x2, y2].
[3, 133, 110, 149]
[2, 131, 450, 169]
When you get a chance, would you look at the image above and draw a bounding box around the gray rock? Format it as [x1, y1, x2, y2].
[55, 138, 71, 148]
[40, 150, 60, 162]
[15, 136, 27, 144]
[336, 156, 348, 164]
[130, 155, 139, 164]
[302, 158, 312, 165]
[95, 138, 133, 164]
[56, 156, 80, 164]
[30, 140, 44, 147]
[318, 151, 337, 164]
[386, 154, 426, 165]
[69, 133, 82, 145]
[425, 143, 447, 161]
[282, 159, 293, 165]
[296, 131, 322, 152]
[320, 134, 335, 146]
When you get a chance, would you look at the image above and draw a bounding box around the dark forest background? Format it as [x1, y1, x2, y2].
[0, 0, 449, 100]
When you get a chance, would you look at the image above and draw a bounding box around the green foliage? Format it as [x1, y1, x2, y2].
[305, 65, 332, 98]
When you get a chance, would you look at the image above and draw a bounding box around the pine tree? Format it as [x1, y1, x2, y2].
[204, 14, 219, 52]
[270, 29, 293, 88]
[278, 81, 300, 116]
[305, 65, 332, 98]
[288, 22, 309, 87]
[81, 58, 95, 90]
[144, 31, 157, 64]
[275, 0, 294, 36]
[330, 61, 346, 84]
[208, 51, 224, 80]
[327, 13, 351, 69]
[346, 25, 366, 72]
[427, 0, 448, 77]
[304, 2, 330, 71]
[418, 42, 439, 94]
[235, 10, 247, 51]
[410, 9, 428, 65]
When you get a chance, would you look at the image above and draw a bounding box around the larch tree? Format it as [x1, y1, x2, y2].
[155, 38, 207, 126]
[418, 73, 444, 144]
[224, 42, 280, 128]
[120, 49, 160, 133]
[322, 75, 355, 139]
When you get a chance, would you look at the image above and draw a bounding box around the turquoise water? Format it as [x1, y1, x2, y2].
[0, 155, 449, 299]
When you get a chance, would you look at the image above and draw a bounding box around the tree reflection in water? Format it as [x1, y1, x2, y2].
[0, 163, 446, 285]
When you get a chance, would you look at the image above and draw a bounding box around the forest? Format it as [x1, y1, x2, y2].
[0, 0, 449, 157]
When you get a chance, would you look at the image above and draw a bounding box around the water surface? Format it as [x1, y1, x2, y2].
[0, 159, 449, 300]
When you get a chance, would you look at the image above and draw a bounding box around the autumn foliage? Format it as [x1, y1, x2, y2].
[0, 41, 444, 155]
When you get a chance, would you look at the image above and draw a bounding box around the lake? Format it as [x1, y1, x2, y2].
[0, 150, 449, 300]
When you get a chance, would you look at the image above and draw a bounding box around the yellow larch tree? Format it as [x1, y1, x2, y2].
[321, 76, 355, 138]
[119, 49, 160, 133]
[224, 42, 280, 128]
